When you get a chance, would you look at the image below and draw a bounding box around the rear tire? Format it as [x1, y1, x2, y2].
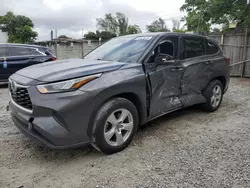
[91, 98, 139, 154]
[202, 80, 223, 112]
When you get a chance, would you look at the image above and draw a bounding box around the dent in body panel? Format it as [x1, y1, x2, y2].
[181, 60, 215, 95]
[147, 64, 182, 118]
[179, 57, 217, 107]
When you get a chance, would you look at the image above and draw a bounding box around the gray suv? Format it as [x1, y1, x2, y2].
[8, 33, 230, 154]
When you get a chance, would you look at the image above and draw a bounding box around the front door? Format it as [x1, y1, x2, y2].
[144, 37, 184, 119]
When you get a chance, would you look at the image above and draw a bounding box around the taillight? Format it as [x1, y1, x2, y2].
[49, 57, 57, 61]
[225, 57, 230, 63]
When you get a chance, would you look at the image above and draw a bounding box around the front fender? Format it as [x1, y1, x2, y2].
[79, 64, 147, 137]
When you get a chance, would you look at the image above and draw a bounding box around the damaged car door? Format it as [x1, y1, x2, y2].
[144, 36, 184, 119]
[179, 36, 212, 107]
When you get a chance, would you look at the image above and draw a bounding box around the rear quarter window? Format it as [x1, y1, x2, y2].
[30, 48, 45, 56]
[207, 40, 219, 55]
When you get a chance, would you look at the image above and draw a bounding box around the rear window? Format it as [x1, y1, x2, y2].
[7, 47, 32, 56]
[207, 40, 219, 55]
[0, 47, 6, 57]
[30, 48, 44, 56]
[39, 48, 55, 56]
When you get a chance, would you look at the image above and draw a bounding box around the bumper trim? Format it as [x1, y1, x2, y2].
[12, 113, 90, 149]
[10, 97, 32, 114]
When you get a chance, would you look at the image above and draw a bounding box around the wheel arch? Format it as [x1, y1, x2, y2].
[204, 74, 227, 92]
[87, 91, 147, 137]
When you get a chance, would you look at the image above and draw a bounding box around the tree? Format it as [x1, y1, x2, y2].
[126, 25, 142, 34]
[181, 0, 250, 33]
[96, 12, 142, 36]
[0, 11, 37, 43]
[57, 35, 71, 39]
[84, 31, 116, 41]
[172, 19, 186, 33]
[96, 13, 117, 34]
[116, 12, 128, 35]
[147, 18, 170, 32]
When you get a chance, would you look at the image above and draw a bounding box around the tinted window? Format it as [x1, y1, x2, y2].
[0, 47, 6, 57]
[207, 40, 219, 55]
[30, 48, 43, 56]
[184, 38, 205, 58]
[8, 47, 32, 56]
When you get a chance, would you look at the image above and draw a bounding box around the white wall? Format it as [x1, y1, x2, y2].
[0, 31, 7, 43]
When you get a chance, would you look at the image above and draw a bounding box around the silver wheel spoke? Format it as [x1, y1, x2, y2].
[107, 113, 118, 125]
[104, 128, 115, 141]
[121, 122, 133, 131]
[118, 109, 129, 122]
[116, 131, 124, 145]
[104, 108, 134, 147]
[211, 85, 222, 107]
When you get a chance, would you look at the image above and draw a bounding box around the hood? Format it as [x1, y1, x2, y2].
[16, 59, 126, 82]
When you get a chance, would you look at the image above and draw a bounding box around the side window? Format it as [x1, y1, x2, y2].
[207, 40, 219, 55]
[184, 38, 205, 59]
[0, 47, 6, 57]
[148, 37, 178, 63]
[7, 47, 32, 56]
[30, 48, 44, 56]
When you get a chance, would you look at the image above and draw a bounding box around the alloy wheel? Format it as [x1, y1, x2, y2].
[211, 85, 222, 108]
[104, 109, 134, 147]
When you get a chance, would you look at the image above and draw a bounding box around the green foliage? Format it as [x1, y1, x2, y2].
[147, 18, 170, 32]
[181, 0, 250, 33]
[0, 11, 37, 43]
[96, 13, 117, 34]
[84, 31, 116, 41]
[116, 12, 128, 35]
[96, 12, 142, 36]
[172, 19, 186, 33]
[57, 35, 71, 39]
[126, 25, 141, 34]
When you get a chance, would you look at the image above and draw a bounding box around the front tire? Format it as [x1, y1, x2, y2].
[202, 80, 223, 112]
[91, 98, 139, 154]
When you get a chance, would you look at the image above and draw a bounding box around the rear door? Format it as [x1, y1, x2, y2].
[205, 39, 227, 78]
[6, 46, 35, 76]
[180, 37, 213, 106]
[0, 46, 8, 80]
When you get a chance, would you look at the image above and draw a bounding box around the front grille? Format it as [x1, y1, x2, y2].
[9, 83, 32, 110]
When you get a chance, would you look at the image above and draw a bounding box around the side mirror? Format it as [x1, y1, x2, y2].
[155, 53, 173, 64]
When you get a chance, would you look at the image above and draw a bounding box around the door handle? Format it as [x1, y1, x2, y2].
[170, 67, 183, 72]
[29, 57, 35, 59]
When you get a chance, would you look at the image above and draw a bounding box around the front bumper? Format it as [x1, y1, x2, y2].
[8, 75, 97, 149]
[10, 101, 89, 149]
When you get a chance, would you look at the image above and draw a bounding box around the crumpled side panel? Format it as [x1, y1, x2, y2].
[181, 63, 215, 95]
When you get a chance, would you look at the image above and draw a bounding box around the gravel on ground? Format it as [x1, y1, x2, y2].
[0, 78, 250, 188]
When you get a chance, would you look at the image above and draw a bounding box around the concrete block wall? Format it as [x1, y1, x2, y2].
[48, 41, 100, 60]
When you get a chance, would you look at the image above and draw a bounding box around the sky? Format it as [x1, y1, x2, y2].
[1, 0, 186, 41]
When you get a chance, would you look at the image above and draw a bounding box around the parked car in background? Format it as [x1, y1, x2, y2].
[8, 33, 230, 154]
[0, 44, 56, 83]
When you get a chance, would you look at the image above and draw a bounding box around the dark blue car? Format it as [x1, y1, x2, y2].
[0, 43, 56, 83]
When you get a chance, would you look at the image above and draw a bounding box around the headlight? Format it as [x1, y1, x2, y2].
[36, 73, 102, 94]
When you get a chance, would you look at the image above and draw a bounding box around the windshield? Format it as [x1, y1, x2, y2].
[84, 36, 153, 63]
